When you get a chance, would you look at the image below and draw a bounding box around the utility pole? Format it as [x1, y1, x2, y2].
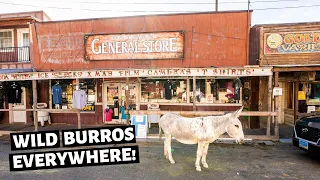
[216, 0, 218, 11]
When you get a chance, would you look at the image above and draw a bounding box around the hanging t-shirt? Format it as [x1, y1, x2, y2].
[8, 83, 22, 104]
[104, 108, 113, 122]
[234, 78, 242, 100]
[73, 90, 87, 109]
[52, 85, 62, 104]
[164, 80, 172, 100]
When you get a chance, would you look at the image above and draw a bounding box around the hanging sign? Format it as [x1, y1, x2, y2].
[0, 67, 273, 81]
[84, 31, 185, 60]
[264, 31, 320, 54]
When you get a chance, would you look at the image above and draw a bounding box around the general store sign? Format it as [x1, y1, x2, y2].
[0, 67, 272, 81]
[84, 31, 184, 60]
[264, 31, 320, 54]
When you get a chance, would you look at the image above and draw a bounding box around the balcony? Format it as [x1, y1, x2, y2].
[0, 46, 30, 63]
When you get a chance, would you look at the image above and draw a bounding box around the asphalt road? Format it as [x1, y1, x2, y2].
[0, 136, 319, 180]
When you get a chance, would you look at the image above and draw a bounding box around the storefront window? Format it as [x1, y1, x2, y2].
[141, 79, 187, 103]
[189, 78, 242, 104]
[52, 79, 96, 111]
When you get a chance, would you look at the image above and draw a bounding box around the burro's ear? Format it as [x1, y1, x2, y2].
[232, 106, 243, 118]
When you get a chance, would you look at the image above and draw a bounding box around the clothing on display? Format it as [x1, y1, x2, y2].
[104, 107, 113, 122]
[72, 89, 87, 109]
[243, 88, 250, 101]
[234, 78, 242, 100]
[210, 81, 220, 100]
[52, 83, 62, 105]
[8, 82, 22, 104]
[120, 105, 131, 120]
[164, 80, 173, 100]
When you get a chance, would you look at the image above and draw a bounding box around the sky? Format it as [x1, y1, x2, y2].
[0, 0, 319, 26]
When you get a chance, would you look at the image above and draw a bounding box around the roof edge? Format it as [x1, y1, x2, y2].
[34, 10, 253, 24]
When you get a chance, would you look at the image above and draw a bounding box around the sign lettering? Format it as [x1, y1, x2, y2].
[85, 32, 184, 60]
[0, 68, 272, 81]
[265, 31, 320, 54]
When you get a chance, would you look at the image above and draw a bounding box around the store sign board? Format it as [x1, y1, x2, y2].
[84, 31, 185, 60]
[264, 31, 320, 54]
[0, 67, 272, 81]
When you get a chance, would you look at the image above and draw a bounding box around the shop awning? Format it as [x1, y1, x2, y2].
[0, 67, 273, 82]
[0, 68, 33, 74]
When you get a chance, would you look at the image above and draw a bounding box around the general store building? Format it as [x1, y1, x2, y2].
[0, 10, 275, 138]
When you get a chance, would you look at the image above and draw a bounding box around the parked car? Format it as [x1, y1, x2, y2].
[292, 115, 320, 155]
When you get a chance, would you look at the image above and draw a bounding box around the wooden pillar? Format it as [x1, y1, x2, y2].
[274, 72, 279, 138]
[267, 75, 272, 137]
[76, 78, 81, 129]
[215, 0, 218, 11]
[126, 77, 130, 123]
[193, 76, 196, 111]
[49, 79, 52, 109]
[294, 81, 299, 124]
[77, 110, 81, 129]
[32, 80, 38, 131]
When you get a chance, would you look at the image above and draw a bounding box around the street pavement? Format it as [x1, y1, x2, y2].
[0, 135, 319, 180]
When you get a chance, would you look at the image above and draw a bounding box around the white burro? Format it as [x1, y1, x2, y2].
[159, 107, 245, 172]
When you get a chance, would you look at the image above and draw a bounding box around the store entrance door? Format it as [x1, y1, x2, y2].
[11, 87, 27, 123]
[103, 82, 121, 123]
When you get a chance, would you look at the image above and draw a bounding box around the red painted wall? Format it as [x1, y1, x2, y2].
[31, 11, 252, 71]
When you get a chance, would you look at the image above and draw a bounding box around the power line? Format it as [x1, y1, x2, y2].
[3, 0, 305, 5]
[0, 1, 319, 13]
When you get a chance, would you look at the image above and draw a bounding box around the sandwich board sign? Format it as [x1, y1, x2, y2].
[131, 114, 148, 138]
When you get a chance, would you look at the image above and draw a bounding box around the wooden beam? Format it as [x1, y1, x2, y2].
[32, 80, 38, 132]
[0, 109, 80, 112]
[193, 76, 196, 111]
[274, 72, 279, 138]
[127, 110, 278, 116]
[215, 0, 218, 11]
[126, 77, 130, 123]
[77, 111, 81, 129]
[294, 81, 299, 124]
[274, 66, 320, 72]
[267, 75, 272, 136]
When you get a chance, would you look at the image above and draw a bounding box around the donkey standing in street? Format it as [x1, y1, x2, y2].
[159, 107, 245, 171]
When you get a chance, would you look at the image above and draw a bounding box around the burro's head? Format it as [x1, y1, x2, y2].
[226, 107, 245, 144]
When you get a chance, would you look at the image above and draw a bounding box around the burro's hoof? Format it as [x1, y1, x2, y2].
[196, 166, 202, 171]
[203, 163, 209, 168]
[170, 160, 175, 164]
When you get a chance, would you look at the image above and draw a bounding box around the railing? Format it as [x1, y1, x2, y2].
[0, 46, 30, 63]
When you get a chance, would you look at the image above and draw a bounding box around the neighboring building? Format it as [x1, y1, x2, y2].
[0, 11, 50, 124]
[251, 22, 320, 127]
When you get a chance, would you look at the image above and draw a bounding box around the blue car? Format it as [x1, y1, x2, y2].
[292, 115, 320, 155]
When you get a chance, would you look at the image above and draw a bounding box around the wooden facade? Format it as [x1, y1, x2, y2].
[251, 22, 320, 127]
[23, 10, 253, 125]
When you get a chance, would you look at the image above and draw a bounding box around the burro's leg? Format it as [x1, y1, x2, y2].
[165, 134, 175, 164]
[195, 142, 205, 171]
[164, 138, 168, 159]
[201, 143, 210, 168]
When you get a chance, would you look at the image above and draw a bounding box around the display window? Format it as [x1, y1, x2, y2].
[189, 78, 242, 104]
[51, 79, 96, 111]
[141, 79, 187, 103]
[141, 78, 242, 104]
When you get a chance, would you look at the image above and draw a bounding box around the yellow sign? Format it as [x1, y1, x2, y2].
[81, 105, 95, 111]
[298, 91, 306, 100]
